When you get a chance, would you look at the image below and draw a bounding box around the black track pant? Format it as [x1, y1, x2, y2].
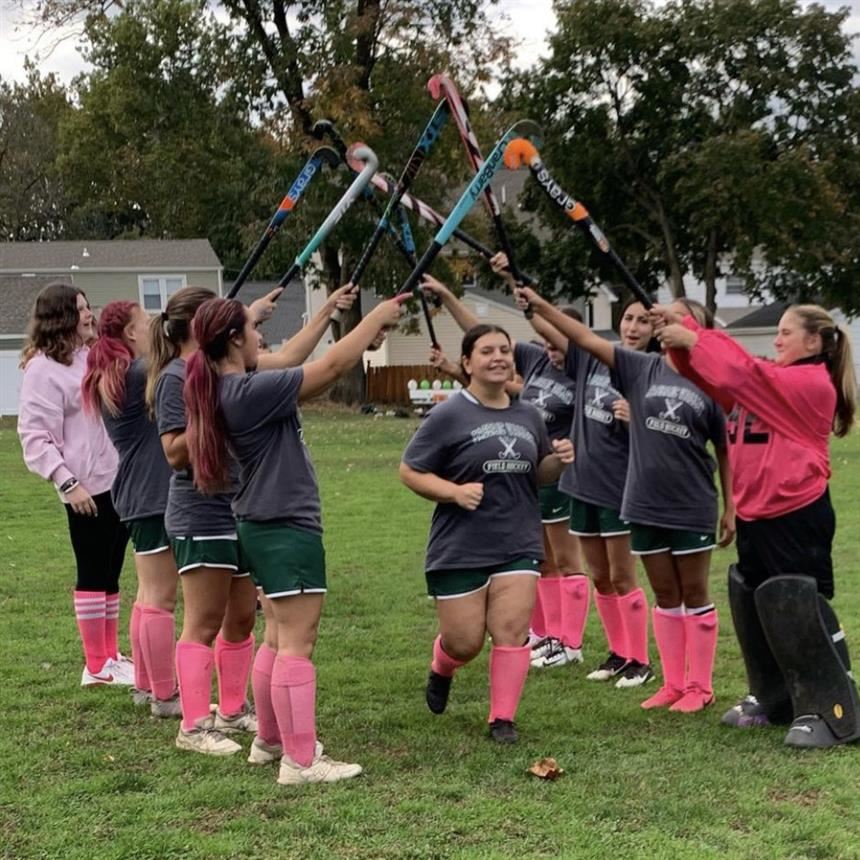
[64, 491, 129, 593]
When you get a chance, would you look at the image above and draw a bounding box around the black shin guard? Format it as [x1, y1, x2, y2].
[726, 565, 792, 723]
[755, 574, 860, 749]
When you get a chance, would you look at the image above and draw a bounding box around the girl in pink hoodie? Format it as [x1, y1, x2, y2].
[18, 282, 132, 687]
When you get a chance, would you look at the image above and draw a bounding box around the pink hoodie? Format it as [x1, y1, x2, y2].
[18, 347, 118, 497]
[669, 317, 834, 521]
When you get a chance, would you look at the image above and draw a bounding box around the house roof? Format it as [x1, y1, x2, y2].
[0, 239, 221, 273]
[727, 302, 788, 329]
[0, 275, 58, 336]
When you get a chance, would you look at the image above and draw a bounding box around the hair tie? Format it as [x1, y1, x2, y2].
[161, 311, 169, 322]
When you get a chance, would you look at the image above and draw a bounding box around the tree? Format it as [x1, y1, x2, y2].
[25, 0, 513, 400]
[0, 66, 74, 241]
[503, 0, 860, 314]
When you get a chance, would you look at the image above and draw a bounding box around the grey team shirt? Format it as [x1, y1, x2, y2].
[559, 344, 630, 510]
[613, 347, 727, 533]
[219, 368, 322, 533]
[514, 342, 577, 441]
[402, 391, 552, 571]
[101, 358, 171, 522]
[155, 358, 238, 536]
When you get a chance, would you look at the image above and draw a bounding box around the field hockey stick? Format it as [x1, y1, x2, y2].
[395, 120, 542, 300]
[276, 143, 379, 289]
[227, 146, 340, 299]
[503, 138, 654, 309]
[394, 204, 441, 348]
[311, 120, 417, 270]
[428, 74, 530, 290]
[347, 100, 450, 288]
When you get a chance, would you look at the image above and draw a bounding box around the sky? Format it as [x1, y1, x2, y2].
[0, 0, 857, 87]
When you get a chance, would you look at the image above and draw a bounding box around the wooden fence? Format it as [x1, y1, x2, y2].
[365, 364, 458, 405]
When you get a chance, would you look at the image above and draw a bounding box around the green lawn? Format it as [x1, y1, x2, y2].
[1, 409, 860, 859]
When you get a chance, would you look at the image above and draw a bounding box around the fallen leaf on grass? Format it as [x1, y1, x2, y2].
[527, 757, 564, 780]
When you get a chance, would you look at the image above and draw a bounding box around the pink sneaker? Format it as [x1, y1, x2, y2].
[641, 686, 684, 710]
[669, 688, 715, 713]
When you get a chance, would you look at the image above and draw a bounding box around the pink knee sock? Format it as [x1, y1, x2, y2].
[140, 605, 177, 700]
[488, 645, 530, 723]
[130, 602, 151, 691]
[652, 607, 686, 694]
[215, 634, 254, 716]
[530, 583, 547, 639]
[271, 655, 317, 768]
[74, 590, 107, 674]
[175, 641, 213, 731]
[252, 644, 279, 746]
[105, 592, 120, 660]
[593, 591, 626, 657]
[537, 577, 562, 641]
[618, 588, 649, 664]
[559, 575, 590, 649]
[431, 635, 467, 677]
[684, 608, 719, 696]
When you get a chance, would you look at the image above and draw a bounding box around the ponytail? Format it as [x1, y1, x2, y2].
[183, 298, 247, 493]
[145, 286, 216, 415]
[790, 304, 856, 437]
[82, 301, 137, 416]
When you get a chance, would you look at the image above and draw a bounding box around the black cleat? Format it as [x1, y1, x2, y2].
[488, 718, 518, 744]
[425, 670, 453, 714]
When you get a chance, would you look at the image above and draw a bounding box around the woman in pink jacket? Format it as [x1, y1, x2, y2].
[18, 282, 133, 687]
[657, 303, 858, 748]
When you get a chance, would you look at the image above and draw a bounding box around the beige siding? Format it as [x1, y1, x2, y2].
[71, 271, 221, 309]
[385, 297, 540, 366]
[730, 329, 776, 360]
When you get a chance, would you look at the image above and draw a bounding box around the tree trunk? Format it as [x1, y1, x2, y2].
[654, 198, 686, 298]
[703, 228, 718, 314]
[322, 244, 367, 405]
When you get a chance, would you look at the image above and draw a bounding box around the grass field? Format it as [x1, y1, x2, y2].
[2, 408, 860, 859]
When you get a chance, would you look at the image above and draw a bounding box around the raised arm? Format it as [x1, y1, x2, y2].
[421, 275, 479, 333]
[516, 287, 615, 368]
[299, 298, 405, 401]
[258, 283, 358, 370]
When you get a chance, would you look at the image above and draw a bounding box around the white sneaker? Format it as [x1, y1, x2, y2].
[248, 737, 283, 765]
[277, 742, 363, 786]
[529, 637, 557, 662]
[175, 718, 242, 756]
[81, 661, 134, 687]
[131, 688, 153, 706]
[213, 704, 257, 734]
[103, 657, 135, 685]
[532, 642, 583, 669]
[150, 693, 183, 718]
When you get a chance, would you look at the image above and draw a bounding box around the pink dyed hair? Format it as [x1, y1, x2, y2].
[81, 300, 138, 416]
[183, 297, 246, 494]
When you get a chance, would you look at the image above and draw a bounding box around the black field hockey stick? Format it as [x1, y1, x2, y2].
[428, 74, 530, 291]
[227, 147, 339, 299]
[276, 144, 379, 289]
[504, 139, 654, 309]
[347, 100, 450, 288]
[395, 120, 542, 300]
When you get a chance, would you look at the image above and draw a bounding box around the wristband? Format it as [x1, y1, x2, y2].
[59, 478, 79, 494]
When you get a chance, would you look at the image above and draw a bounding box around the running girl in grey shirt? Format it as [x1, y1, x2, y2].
[519, 288, 734, 715]
[183, 293, 404, 786]
[401, 324, 574, 745]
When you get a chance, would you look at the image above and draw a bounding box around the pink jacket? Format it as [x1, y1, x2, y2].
[669, 318, 834, 521]
[18, 348, 118, 497]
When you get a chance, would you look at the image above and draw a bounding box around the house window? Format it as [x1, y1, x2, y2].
[725, 275, 745, 295]
[139, 275, 186, 311]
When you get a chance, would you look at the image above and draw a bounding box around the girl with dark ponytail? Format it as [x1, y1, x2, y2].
[83, 300, 180, 716]
[183, 293, 404, 785]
